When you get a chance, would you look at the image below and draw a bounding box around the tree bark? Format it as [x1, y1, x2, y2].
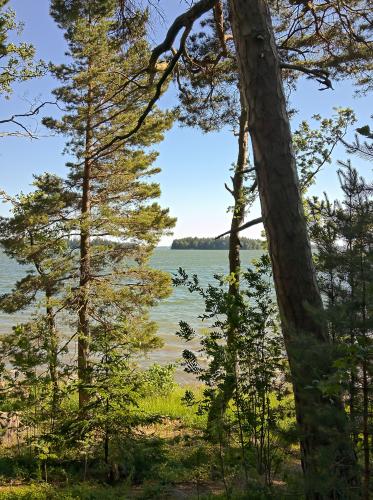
[229, 1, 359, 497]
[78, 80, 93, 410]
[228, 93, 249, 294]
[207, 94, 249, 435]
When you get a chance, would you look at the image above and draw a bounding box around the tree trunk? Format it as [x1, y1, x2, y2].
[228, 93, 249, 292]
[207, 94, 249, 435]
[229, 1, 359, 497]
[360, 253, 370, 500]
[78, 81, 93, 410]
[46, 291, 59, 426]
[362, 359, 370, 500]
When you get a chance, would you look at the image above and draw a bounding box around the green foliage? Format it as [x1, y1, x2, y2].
[0, 483, 131, 499]
[139, 385, 206, 428]
[0, 2, 45, 98]
[343, 116, 373, 162]
[293, 108, 356, 191]
[50, 0, 116, 28]
[309, 157, 373, 493]
[142, 363, 176, 397]
[174, 255, 293, 487]
[0, 0, 176, 479]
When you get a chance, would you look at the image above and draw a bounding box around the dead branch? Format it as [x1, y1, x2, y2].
[280, 63, 333, 90]
[0, 101, 60, 139]
[215, 216, 263, 239]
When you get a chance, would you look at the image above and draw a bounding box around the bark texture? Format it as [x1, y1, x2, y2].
[78, 83, 93, 410]
[229, 1, 359, 497]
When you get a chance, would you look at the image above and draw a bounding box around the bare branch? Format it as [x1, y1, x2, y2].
[0, 101, 60, 125]
[249, 178, 258, 193]
[148, 0, 218, 73]
[213, 0, 228, 56]
[224, 182, 234, 195]
[280, 63, 333, 90]
[242, 167, 256, 174]
[0, 101, 60, 139]
[215, 216, 263, 239]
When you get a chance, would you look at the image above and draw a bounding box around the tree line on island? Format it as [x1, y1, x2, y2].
[171, 236, 263, 250]
[0, 0, 371, 499]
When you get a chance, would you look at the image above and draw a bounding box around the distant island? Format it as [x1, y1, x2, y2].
[171, 236, 264, 250]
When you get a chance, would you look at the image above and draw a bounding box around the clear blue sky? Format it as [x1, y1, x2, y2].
[1, 0, 371, 245]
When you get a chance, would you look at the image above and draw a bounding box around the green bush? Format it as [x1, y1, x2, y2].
[142, 364, 176, 397]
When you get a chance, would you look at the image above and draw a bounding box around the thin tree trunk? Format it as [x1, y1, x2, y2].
[104, 399, 109, 465]
[347, 196, 358, 446]
[362, 359, 370, 500]
[229, 1, 358, 497]
[207, 95, 249, 435]
[46, 290, 59, 426]
[78, 79, 93, 410]
[360, 253, 370, 500]
[228, 93, 249, 292]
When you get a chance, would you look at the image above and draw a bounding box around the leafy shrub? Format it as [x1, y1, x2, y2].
[142, 364, 176, 397]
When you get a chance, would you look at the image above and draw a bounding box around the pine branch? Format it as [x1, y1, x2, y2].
[90, 0, 217, 160]
[148, 0, 218, 73]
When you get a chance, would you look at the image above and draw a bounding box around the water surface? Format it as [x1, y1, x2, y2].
[0, 248, 263, 373]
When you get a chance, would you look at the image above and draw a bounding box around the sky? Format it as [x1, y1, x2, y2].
[0, 0, 371, 246]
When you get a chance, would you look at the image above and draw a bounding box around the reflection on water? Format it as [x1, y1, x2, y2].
[0, 248, 263, 380]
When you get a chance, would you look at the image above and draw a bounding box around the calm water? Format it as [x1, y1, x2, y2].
[0, 249, 263, 371]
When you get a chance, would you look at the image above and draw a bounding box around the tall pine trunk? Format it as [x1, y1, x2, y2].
[229, 1, 358, 497]
[78, 78, 93, 410]
[207, 94, 249, 435]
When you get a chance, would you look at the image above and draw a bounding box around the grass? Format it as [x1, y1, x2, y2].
[0, 384, 303, 499]
[138, 384, 207, 428]
[0, 483, 131, 499]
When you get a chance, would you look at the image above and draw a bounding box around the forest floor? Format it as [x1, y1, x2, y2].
[0, 387, 303, 499]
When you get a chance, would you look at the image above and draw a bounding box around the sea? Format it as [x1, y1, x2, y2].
[0, 248, 263, 380]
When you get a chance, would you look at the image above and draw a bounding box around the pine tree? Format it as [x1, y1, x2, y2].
[343, 118, 373, 162]
[144, 1, 369, 493]
[44, 1, 175, 418]
[309, 161, 373, 498]
[0, 174, 75, 442]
